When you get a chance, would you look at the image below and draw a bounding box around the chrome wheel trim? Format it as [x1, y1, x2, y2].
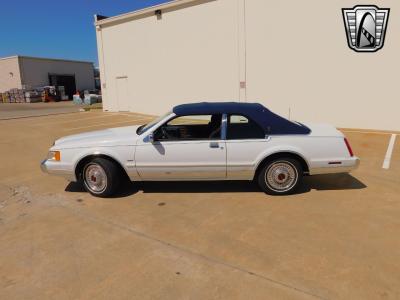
[84, 163, 108, 194]
[265, 161, 298, 193]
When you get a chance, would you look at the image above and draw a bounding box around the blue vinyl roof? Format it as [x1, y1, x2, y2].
[173, 102, 310, 135]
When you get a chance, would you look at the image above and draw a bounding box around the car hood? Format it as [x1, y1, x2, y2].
[54, 125, 141, 149]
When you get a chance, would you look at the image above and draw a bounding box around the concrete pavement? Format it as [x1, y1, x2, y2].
[0, 102, 82, 120]
[0, 110, 399, 299]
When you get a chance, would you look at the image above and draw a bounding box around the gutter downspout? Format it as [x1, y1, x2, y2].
[238, 0, 247, 102]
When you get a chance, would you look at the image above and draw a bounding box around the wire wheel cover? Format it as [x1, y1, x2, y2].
[265, 161, 298, 192]
[85, 164, 108, 193]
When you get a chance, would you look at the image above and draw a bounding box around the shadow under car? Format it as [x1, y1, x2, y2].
[65, 173, 366, 197]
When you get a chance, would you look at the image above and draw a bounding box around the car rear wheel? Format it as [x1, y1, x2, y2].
[83, 158, 120, 197]
[257, 158, 302, 195]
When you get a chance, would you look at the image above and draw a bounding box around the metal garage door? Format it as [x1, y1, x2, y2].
[115, 76, 130, 112]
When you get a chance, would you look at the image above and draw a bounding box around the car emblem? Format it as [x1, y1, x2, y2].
[342, 5, 390, 52]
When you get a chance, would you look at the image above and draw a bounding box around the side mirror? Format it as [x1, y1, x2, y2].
[148, 133, 155, 143]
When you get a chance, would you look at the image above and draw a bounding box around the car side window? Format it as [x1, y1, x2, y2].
[227, 115, 265, 140]
[155, 114, 222, 141]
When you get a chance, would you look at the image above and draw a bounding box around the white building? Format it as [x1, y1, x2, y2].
[0, 56, 95, 98]
[95, 0, 400, 131]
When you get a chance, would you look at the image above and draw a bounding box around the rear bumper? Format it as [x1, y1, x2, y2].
[40, 159, 76, 181]
[309, 157, 360, 175]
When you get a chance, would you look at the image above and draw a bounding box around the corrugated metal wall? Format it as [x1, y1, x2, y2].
[20, 57, 95, 91]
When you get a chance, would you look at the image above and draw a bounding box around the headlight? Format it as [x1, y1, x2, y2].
[47, 151, 61, 161]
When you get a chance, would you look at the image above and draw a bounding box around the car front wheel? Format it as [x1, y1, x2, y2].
[83, 158, 120, 197]
[257, 158, 302, 195]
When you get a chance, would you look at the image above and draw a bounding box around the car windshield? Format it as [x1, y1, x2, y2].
[136, 111, 172, 135]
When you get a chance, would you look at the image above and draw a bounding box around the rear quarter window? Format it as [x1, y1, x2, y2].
[227, 115, 265, 140]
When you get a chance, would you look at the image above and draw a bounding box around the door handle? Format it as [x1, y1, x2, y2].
[209, 142, 219, 148]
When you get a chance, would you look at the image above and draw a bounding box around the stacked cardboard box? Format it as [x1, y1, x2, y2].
[1, 86, 79, 103]
[9, 88, 25, 103]
[1, 92, 11, 103]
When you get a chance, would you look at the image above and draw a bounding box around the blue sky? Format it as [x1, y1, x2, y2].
[0, 0, 170, 66]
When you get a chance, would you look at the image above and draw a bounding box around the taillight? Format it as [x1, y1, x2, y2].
[344, 138, 354, 157]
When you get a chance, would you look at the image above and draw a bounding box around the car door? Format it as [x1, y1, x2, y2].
[135, 114, 226, 180]
[225, 114, 270, 180]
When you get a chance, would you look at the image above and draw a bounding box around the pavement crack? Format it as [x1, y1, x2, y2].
[60, 202, 327, 300]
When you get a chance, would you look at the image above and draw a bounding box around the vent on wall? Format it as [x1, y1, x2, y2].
[155, 9, 162, 20]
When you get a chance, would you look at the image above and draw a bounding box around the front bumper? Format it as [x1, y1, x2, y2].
[40, 159, 48, 173]
[40, 159, 76, 181]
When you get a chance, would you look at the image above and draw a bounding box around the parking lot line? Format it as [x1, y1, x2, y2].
[64, 117, 153, 131]
[383, 134, 397, 169]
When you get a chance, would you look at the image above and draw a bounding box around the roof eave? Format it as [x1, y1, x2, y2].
[95, 0, 198, 27]
[0, 55, 19, 61]
[1, 55, 93, 64]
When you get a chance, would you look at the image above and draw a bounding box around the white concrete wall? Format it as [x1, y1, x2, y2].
[245, 0, 400, 131]
[0, 57, 22, 92]
[97, 0, 241, 113]
[19, 57, 95, 91]
[97, 0, 400, 131]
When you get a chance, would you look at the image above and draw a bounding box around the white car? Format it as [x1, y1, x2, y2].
[41, 102, 360, 197]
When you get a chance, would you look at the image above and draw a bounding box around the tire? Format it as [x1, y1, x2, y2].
[82, 158, 120, 197]
[257, 157, 302, 195]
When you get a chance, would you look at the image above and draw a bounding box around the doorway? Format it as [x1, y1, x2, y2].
[48, 74, 76, 99]
[115, 76, 130, 111]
